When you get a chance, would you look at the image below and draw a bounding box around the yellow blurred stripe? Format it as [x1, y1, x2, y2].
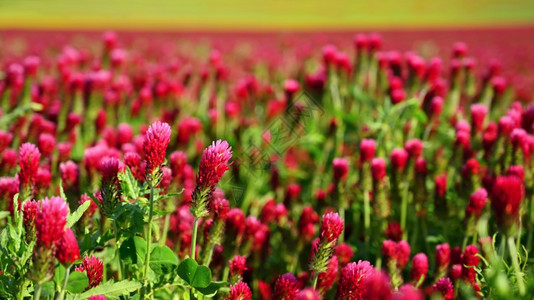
[0, 0, 533, 30]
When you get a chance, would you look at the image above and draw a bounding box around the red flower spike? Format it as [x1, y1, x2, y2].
[55, 227, 81, 266]
[225, 282, 252, 300]
[390, 148, 408, 172]
[35, 197, 68, 247]
[404, 139, 423, 158]
[410, 253, 428, 283]
[273, 273, 298, 300]
[18, 143, 41, 194]
[336, 260, 374, 300]
[229, 255, 247, 277]
[197, 140, 232, 189]
[490, 175, 525, 236]
[466, 188, 488, 217]
[333, 158, 349, 182]
[143, 121, 171, 177]
[371, 158, 387, 181]
[76, 255, 104, 288]
[433, 278, 454, 300]
[88, 296, 106, 300]
[360, 139, 376, 162]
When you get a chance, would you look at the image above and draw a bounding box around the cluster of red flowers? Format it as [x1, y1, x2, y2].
[1, 29, 533, 299]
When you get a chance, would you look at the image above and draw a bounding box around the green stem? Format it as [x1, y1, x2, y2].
[189, 217, 200, 300]
[113, 221, 123, 280]
[312, 271, 319, 290]
[363, 189, 371, 239]
[142, 186, 156, 299]
[508, 236, 525, 296]
[190, 218, 199, 260]
[400, 184, 409, 239]
[203, 243, 216, 267]
[58, 266, 71, 300]
[160, 214, 171, 247]
[33, 283, 41, 300]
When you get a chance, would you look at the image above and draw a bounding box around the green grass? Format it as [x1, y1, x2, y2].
[0, 0, 534, 30]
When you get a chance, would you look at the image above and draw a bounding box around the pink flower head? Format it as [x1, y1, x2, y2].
[410, 253, 428, 282]
[507, 165, 525, 182]
[55, 227, 81, 265]
[88, 296, 106, 300]
[433, 278, 454, 300]
[333, 158, 349, 181]
[299, 206, 319, 242]
[371, 158, 387, 181]
[462, 245, 480, 267]
[470, 104, 488, 133]
[404, 139, 423, 158]
[23, 200, 39, 230]
[225, 282, 252, 300]
[229, 255, 247, 277]
[211, 197, 230, 220]
[320, 212, 344, 244]
[18, 143, 41, 189]
[360, 139, 376, 162]
[335, 243, 354, 266]
[361, 269, 392, 300]
[60, 161, 79, 189]
[284, 79, 300, 97]
[435, 243, 451, 271]
[382, 240, 411, 269]
[297, 288, 320, 300]
[76, 255, 104, 288]
[490, 175, 525, 236]
[273, 273, 298, 300]
[390, 148, 408, 172]
[0, 130, 13, 153]
[466, 188, 488, 217]
[197, 140, 232, 189]
[35, 197, 69, 247]
[143, 121, 171, 175]
[337, 260, 374, 300]
[37, 133, 56, 157]
[385, 222, 403, 242]
[394, 284, 423, 300]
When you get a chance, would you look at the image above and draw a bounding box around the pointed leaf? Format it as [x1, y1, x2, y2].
[67, 200, 90, 228]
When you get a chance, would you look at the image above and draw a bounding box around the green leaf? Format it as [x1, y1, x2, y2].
[73, 280, 141, 300]
[54, 264, 66, 287]
[66, 271, 89, 293]
[67, 200, 91, 228]
[59, 181, 67, 201]
[120, 236, 146, 265]
[119, 167, 141, 200]
[196, 280, 228, 296]
[177, 258, 212, 289]
[177, 258, 198, 285]
[0, 211, 10, 220]
[40, 281, 55, 298]
[149, 245, 178, 275]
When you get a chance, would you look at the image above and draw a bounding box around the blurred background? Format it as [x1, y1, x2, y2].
[1, 0, 534, 97]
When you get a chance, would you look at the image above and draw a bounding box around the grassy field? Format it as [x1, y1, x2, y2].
[0, 0, 534, 30]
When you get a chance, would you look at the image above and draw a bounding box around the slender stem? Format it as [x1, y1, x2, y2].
[58, 266, 71, 300]
[160, 214, 171, 247]
[189, 217, 200, 300]
[190, 218, 199, 260]
[400, 183, 409, 239]
[113, 221, 123, 280]
[142, 186, 156, 299]
[508, 236, 525, 296]
[312, 272, 319, 290]
[203, 243, 216, 267]
[363, 189, 371, 237]
[33, 283, 41, 300]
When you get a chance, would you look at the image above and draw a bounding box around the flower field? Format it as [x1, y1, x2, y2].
[1, 29, 534, 299]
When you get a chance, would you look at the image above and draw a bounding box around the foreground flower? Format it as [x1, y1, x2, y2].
[433, 278, 454, 300]
[76, 255, 104, 288]
[490, 175, 524, 236]
[35, 197, 69, 247]
[310, 212, 344, 288]
[99, 157, 121, 217]
[55, 228, 81, 266]
[273, 273, 298, 300]
[410, 253, 428, 285]
[143, 121, 171, 185]
[225, 282, 252, 300]
[336, 260, 374, 299]
[297, 288, 320, 300]
[191, 140, 232, 218]
[18, 143, 41, 199]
